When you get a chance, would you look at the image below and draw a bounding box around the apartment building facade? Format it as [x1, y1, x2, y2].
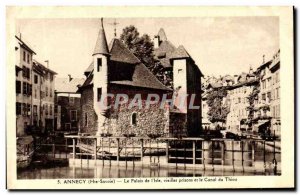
[15, 35, 56, 137]
[253, 50, 280, 137]
[15, 36, 35, 137]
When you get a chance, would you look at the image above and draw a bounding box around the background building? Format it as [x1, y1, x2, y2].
[32, 60, 57, 134]
[226, 73, 257, 135]
[15, 35, 35, 137]
[15, 35, 57, 137]
[55, 75, 84, 133]
[253, 50, 280, 137]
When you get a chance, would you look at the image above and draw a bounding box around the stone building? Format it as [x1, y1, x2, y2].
[78, 19, 171, 138]
[55, 76, 84, 132]
[153, 28, 203, 136]
[78, 19, 203, 138]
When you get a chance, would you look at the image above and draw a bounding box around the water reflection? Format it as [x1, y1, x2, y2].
[18, 140, 280, 179]
[18, 164, 276, 180]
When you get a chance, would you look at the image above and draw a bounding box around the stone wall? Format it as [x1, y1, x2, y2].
[169, 111, 187, 137]
[79, 84, 170, 137]
[80, 86, 98, 133]
[107, 85, 169, 137]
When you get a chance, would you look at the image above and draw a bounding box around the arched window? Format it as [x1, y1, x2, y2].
[131, 113, 137, 126]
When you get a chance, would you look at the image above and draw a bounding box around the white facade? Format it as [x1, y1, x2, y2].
[173, 59, 188, 113]
[226, 84, 254, 134]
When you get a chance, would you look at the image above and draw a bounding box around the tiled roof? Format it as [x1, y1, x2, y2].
[110, 62, 171, 91]
[153, 40, 176, 68]
[228, 78, 258, 90]
[15, 36, 36, 55]
[84, 62, 93, 75]
[158, 28, 167, 42]
[33, 60, 57, 75]
[55, 77, 85, 93]
[93, 18, 109, 56]
[109, 39, 140, 64]
[169, 45, 191, 59]
[80, 38, 171, 91]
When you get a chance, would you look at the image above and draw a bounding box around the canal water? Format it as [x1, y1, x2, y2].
[18, 164, 277, 179]
[17, 140, 281, 179]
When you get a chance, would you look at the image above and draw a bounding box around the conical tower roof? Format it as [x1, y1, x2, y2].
[158, 28, 167, 42]
[93, 18, 109, 56]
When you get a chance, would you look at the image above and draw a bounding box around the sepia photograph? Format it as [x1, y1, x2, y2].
[6, 6, 294, 189]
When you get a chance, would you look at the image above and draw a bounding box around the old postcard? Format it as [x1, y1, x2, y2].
[6, 6, 294, 189]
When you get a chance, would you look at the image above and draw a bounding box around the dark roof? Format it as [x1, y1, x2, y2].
[169, 45, 191, 59]
[55, 77, 85, 93]
[80, 38, 171, 91]
[109, 39, 140, 64]
[110, 62, 171, 91]
[256, 60, 272, 72]
[80, 73, 93, 89]
[15, 35, 36, 54]
[270, 50, 280, 71]
[228, 78, 258, 90]
[93, 18, 109, 56]
[153, 40, 176, 68]
[33, 60, 57, 75]
[84, 62, 93, 75]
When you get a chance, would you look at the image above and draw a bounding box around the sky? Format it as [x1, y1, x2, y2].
[16, 17, 279, 79]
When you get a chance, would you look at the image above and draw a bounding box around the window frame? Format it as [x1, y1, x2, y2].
[97, 58, 102, 72]
[131, 112, 137, 126]
[34, 75, 38, 84]
[70, 110, 77, 121]
[97, 88, 102, 102]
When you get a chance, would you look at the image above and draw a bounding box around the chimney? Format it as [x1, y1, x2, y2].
[154, 35, 160, 49]
[44, 60, 49, 69]
[68, 74, 73, 82]
[234, 75, 238, 84]
[262, 55, 265, 64]
[249, 65, 253, 74]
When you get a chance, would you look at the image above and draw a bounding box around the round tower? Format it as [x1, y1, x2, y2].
[92, 18, 110, 135]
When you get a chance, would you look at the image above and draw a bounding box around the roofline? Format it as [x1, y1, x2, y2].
[227, 79, 258, 90]
[15, 35, 36, 55]
[110, 83, 173, 92]
[55, 91, 81, 94]
[33, 60, 57, 75]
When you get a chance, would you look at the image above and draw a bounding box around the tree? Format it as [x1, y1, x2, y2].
[120, 25, 155, 68]
[206, 87, 230, 128]
[120, 26, 171, 87]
